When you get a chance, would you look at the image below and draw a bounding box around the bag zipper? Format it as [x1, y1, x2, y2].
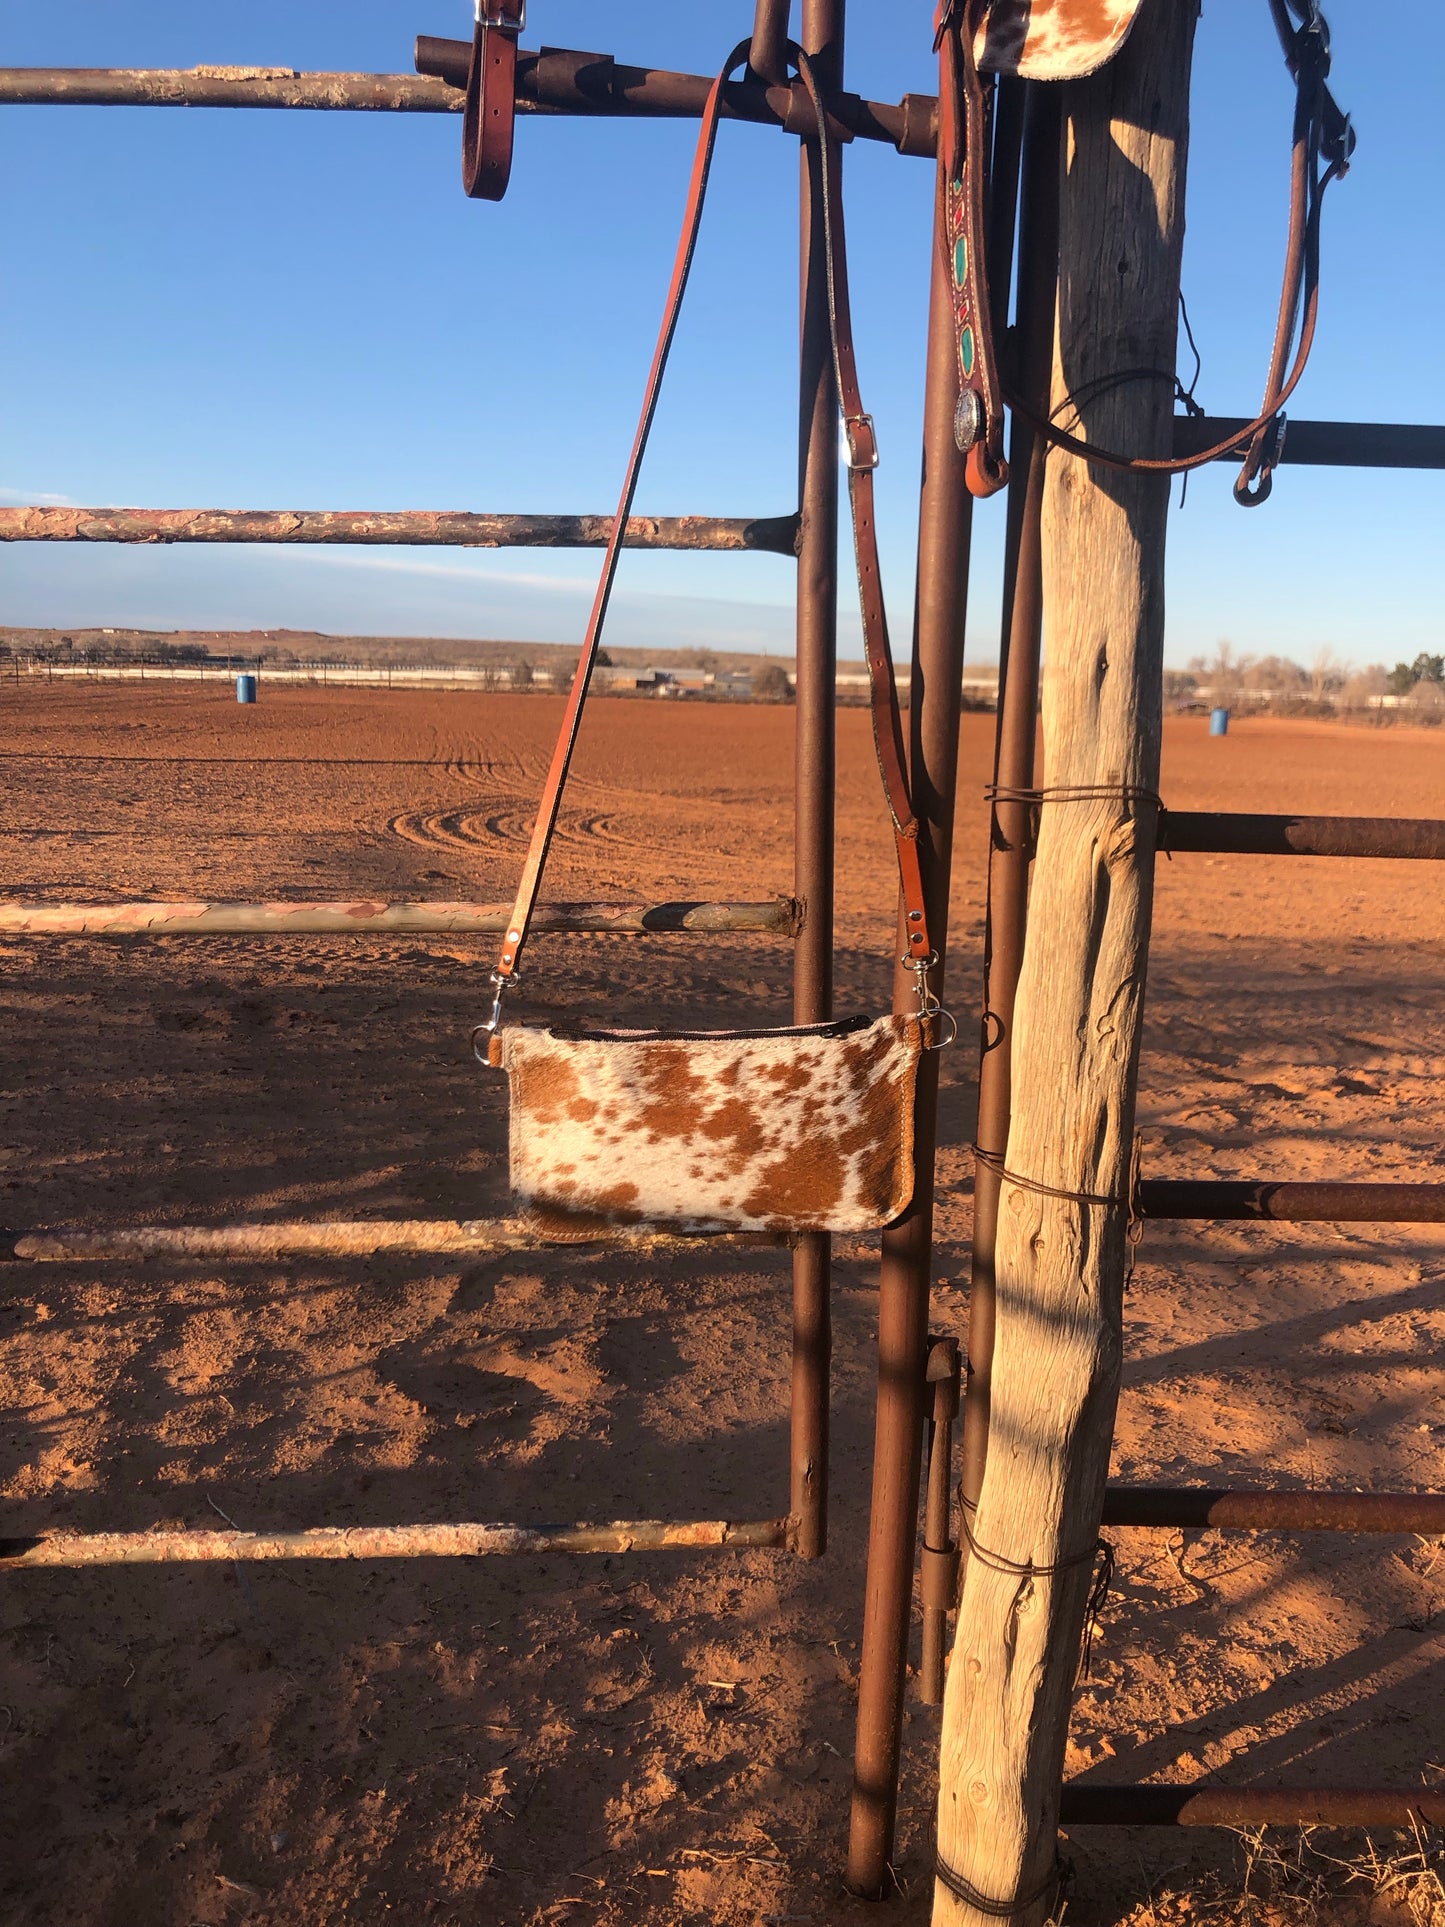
[541, 1012, 877, 1045]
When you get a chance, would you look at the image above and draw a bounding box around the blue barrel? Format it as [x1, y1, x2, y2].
[1209, 706, 1229, 736]
[236, 673, 257, 705]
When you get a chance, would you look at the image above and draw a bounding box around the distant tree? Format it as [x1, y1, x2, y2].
[1342, 664, 1388, 713]
[1162, 668, 1199, 709]
[751, 662, 793, 704]
[1309, 647, 1345, 706]
[1200, 639, 1250, 708]
[509, 658, 534, 689]
[1241, 654, 1307, 697]
[596, 648, 613, 668]
[1388, 652, 1444, 695]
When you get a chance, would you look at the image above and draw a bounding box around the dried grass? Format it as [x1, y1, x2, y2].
[1102, 1823, 1445, 1927]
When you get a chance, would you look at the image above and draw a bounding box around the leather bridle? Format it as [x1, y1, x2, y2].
[965, 0, 1355, 504]
[462, 0, 1350, 503]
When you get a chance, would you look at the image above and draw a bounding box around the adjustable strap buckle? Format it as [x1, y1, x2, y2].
[843, 412, 879, 471]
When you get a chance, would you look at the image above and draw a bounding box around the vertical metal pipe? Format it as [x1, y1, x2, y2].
[749, 0, 791, 86]
[919, 1336, 961, 1704]
[789, 0, 843, 1562]
[958, 85, 1061, 1515]
[846, 124, 976, 1897]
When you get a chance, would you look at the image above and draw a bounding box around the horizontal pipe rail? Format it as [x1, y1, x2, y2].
[0, 898, 801, 939]
[1060, 1785, 1445, 1829]
[1139, 1180, 1445, 1223]
[1163, 812, 1445, 861]
[2, 1218, 792, 1264]
[422, 39, 930, 150]
[0, 67, 460, 112]
[0, 1517, 792, 1566]
[1101, 1488, 1445, 1533]
[1174, 415, 1445, 471]
[0, 54, 937, 154]
[0, 506, 801, 556]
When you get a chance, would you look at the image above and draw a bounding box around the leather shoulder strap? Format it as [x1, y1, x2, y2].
[491, 38, 931, 1001]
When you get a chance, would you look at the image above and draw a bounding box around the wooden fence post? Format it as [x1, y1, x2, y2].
[933, 3, 1198, 1921]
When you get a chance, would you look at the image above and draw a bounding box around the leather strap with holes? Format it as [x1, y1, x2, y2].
[491, 38, 932, 999]
[463, 1, 523, 201]
[935, 0, 1009, 498]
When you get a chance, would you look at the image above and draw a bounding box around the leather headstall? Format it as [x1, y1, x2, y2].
[463, 0, 524, 201]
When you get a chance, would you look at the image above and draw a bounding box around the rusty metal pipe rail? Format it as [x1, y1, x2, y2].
[1101, 1488, 1445, 1533]
[1060, 1785, 1445, 1829]
[0, 54, 937, 155]
[1173, 415, 1445, 471]
[0, 1517, 791, 1567]
[416, 39, 934, 153]
[0, 507, 801, 556]
[0, 898, 800, 940]
[1163, 812, 1445, 861]
[1, 1219, 792, 1265]
[1139, 1179, 1445, 1222]
[0, 66, 460, 112]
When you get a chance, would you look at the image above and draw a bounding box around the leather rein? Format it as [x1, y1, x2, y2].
[481, 40, 933, 1028]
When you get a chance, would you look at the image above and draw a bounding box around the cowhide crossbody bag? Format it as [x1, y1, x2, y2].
[474, 42, 953, 1237]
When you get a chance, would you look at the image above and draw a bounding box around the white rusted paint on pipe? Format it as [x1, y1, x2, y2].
[0, 507, 801, 557]
[0, 1517, 793, 1565]
[5, 1219, 791, 1263]
[0, 898, 800, 939]
[0, 68, 460, 111]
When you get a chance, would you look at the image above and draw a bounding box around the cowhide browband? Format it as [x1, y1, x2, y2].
[487, 38, 934, 1020]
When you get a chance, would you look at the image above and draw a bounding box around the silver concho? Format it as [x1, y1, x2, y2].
[954, 387, 983, 453]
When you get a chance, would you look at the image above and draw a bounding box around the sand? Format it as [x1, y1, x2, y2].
[0, 686, 1441, 1926]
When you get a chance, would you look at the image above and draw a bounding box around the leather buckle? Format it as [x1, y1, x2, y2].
[844, 412, 879, 471]
[476, 0, 525, 27]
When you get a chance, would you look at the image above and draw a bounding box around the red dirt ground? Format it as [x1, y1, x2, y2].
[0, 687, 1441, 1926]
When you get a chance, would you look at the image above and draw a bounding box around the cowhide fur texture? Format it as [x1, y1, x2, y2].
[978, 0, 1142, 80]
[491, 1013, 921, 1236]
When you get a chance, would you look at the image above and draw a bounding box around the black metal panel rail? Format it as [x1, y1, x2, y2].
[1060, 1785, 1445, 1828]
[1174, 416, 1445, 471]
[1101, 1488, 1445, 1533]
[1163, 812, 1445, 861]
[1139, 1180, 1445, 1223]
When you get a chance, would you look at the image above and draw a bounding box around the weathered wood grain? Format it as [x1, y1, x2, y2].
[934, 3, 1198, 1920]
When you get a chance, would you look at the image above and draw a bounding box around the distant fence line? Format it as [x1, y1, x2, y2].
[6, 654, 1008, 705]
[7, 657, 1436, 717]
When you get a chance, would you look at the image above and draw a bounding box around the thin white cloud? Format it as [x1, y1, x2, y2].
[0, 485, 76, 506]
[272, 547, 597, 594]
[268, 543, 797, 614]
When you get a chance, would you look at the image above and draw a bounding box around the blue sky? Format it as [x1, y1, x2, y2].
[1, 2, 1440, 668]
